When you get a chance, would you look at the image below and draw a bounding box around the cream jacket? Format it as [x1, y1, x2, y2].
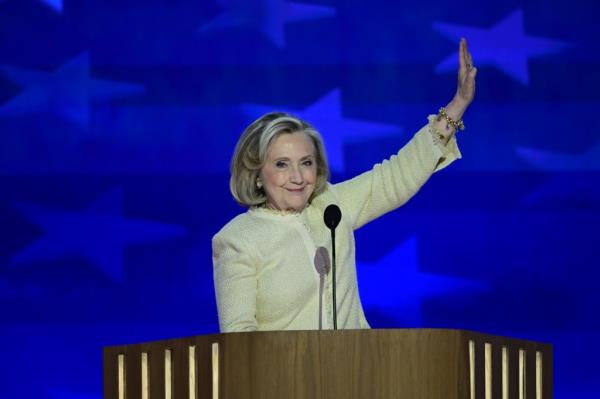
[212, 116, 462, 332]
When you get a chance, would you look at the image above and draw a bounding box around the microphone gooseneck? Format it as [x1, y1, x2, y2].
[314, 246, 331, 330]
[323, 204, 341, 330]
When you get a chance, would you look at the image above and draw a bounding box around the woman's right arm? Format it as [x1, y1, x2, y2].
[212, 233, 258, 332]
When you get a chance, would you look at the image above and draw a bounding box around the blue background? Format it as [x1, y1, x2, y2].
[1, 0, 599, 397]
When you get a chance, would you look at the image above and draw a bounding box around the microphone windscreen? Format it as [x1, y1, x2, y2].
[324, 204, 342, 229]
[313, 246, 331, 275]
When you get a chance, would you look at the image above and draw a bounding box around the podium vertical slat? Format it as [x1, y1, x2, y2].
[189, 345, 197, 399]
[502, 346, 509, 399]
[141, 352, 149, 399]
[469, 340, 475, 399]
[484, 343, 492, 399]
[118, 355, 126, 399]
[165, 349, 173, 399]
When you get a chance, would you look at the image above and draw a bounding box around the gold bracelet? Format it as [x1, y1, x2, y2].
[437, 107, 465, 131]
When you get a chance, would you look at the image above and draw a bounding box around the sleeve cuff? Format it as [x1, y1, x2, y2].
[426, 114, 463, 171]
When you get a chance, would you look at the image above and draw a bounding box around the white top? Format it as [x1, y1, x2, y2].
[212, 116, 462, 332]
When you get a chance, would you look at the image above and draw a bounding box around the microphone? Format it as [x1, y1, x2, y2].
[323, 204, 341, 330]
[324, 204, 341, 229]
[313, 247, 331, 330]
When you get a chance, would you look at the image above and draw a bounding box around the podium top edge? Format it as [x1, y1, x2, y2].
[103, 328, 553, 351]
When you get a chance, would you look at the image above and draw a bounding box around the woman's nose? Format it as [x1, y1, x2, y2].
[289, 166, 304, 183]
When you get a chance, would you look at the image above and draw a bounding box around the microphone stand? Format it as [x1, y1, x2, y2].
[324, 204, 341, 330]
[331, 227, 337, 330]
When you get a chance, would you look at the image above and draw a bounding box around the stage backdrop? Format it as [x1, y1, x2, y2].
[1, 0, 599, 397]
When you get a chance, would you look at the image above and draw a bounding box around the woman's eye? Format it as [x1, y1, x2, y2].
[275, 161, 287, 168]
[303, 159, 313, 166]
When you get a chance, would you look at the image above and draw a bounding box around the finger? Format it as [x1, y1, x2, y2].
[458, 38, 466, 72]
[462, 38, 474, 69]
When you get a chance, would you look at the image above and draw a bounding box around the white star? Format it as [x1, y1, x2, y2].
[517, 142, 600, 171]
[10, 188, 187, 282]
[199, 0, 336, 48]
[433, 9, 571, 85]
[357, 236, 486, 326]
[40, 0, 62, 13]
[516, 142, 600, 204]
[0, 53, 145, 127]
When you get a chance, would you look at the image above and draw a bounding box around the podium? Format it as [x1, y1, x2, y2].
[104, 329, 552, 399]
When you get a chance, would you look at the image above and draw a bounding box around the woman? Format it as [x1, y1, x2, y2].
[213, 39, 477, 332]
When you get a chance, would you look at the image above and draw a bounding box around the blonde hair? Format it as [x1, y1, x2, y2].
[230, 112, 330, 207]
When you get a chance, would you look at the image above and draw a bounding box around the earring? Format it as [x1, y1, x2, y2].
[256, 179, 263, 189]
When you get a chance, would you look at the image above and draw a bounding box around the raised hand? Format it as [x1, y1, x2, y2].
[456, 37, 477, 106]
[433, 38, 477, 143]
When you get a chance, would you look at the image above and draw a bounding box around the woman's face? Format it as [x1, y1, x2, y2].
[259, 131, 317, 212]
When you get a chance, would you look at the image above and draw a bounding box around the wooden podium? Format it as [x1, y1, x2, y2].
[104, 329, 552, 399]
